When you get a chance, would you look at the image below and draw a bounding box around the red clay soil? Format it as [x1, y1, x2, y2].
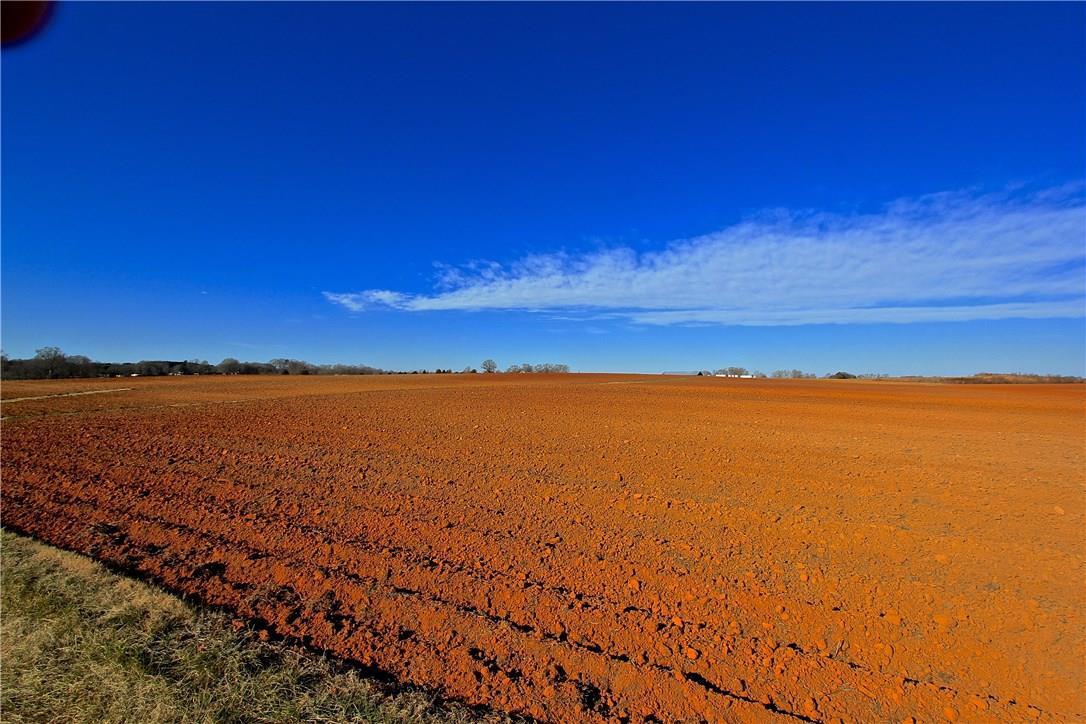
[2, 375, 1083, 722]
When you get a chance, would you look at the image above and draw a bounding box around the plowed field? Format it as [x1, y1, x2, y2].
[3, 375, 1083, 722]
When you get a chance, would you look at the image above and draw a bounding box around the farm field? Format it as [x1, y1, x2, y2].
[2, 374, 1083, 722]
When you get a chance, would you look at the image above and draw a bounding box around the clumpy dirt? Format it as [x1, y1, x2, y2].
[3, 374, 1083, 722]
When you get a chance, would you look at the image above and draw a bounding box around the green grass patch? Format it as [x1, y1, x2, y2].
[1, 529, 502, 723]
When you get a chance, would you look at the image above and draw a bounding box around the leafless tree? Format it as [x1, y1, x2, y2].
[34, 346, 66, 378]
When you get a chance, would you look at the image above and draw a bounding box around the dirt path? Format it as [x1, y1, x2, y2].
[0, 387, 133, 403]
[2, 375, 1082, 722]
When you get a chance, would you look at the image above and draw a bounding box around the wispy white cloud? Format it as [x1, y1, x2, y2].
[324, 187, 1086, 326]
[323, 290, 409, 311]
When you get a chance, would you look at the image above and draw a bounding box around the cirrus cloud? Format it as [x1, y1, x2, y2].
[324, 186, 1086, 326]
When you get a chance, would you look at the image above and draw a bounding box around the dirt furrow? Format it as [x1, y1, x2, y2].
[2, 375, 1080, 721]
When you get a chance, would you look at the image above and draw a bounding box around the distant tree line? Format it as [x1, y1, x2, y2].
[0, 348, 578, 380]
[697, 368, 858, 379]
[691, 368, 1082, 382]
[505, 362, 571, 373]
[1, 348, 389, 380]
[771, 369, 818, 379]
[480, 358, 570, 374]
[699, 368, 863, 379]
[12, 348, 1070, 383]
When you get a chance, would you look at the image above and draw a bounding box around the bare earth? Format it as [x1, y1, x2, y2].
[2, 375, 1083, 722]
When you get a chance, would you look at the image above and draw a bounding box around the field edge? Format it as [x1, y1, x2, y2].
[0, 527, 513, 724]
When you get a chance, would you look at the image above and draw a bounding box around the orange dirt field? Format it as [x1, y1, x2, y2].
[2, 374, 1083, 722]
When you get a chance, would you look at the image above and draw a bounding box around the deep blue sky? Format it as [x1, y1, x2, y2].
[3, 2, 1084, 374]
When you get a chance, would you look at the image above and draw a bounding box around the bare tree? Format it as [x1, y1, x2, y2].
[481, 359, 497, 373]
[34, 346, 66, 378]
[217, 358, 242, 375]
[67, 355, 95, 377]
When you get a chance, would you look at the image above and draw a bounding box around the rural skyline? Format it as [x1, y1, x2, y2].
[3, 3, 1084, 374]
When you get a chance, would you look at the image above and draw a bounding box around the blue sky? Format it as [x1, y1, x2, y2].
[3, 2, 1084, 375]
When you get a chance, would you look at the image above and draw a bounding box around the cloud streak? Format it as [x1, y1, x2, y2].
[324, 187, 1086, 326]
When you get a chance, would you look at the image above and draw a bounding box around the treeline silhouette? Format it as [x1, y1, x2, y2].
[1, 347, 387, 380]
[505, 363, 571, 373]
